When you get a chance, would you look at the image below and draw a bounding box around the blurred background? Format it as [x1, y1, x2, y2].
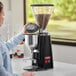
[26, 0, 76, 43]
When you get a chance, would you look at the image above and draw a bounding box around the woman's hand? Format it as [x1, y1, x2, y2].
[22, 72, 34, 76]
[22, 24, 28, 35]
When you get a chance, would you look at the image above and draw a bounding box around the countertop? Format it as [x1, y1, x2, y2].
[11, 58, 76, 76]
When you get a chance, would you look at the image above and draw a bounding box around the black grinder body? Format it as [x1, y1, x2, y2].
[33, 33, 53, 69]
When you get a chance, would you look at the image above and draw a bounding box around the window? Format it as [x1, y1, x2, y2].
[25, 0, 76, 44]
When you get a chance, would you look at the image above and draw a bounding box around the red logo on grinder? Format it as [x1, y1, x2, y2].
[44, 56, 51, 59]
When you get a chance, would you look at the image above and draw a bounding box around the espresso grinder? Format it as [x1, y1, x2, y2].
[24, 4, 54, 71]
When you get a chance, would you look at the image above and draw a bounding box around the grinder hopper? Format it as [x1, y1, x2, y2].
[31, 4, 54, 32]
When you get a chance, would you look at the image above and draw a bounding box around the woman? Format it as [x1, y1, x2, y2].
[0, 2, 34, 76]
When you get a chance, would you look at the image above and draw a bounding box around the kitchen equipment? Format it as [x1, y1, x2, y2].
[24, 4, 54, 71]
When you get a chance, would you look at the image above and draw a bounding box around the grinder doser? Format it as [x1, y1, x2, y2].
[25, 4, 54, 71]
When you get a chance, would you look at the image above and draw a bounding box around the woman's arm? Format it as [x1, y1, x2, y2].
[0, 49, 21, 76]
[5, 32, 25, 51]
[0, 66, 13, 76]
[0, 49, 12, 76]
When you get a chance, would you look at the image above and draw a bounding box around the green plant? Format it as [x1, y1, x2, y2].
[52, 0, 76, 20]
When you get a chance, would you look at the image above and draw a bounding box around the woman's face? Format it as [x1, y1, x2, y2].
[0, 8, 5, 27]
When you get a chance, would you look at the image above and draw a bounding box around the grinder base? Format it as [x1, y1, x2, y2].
[24, 66, 52, 71]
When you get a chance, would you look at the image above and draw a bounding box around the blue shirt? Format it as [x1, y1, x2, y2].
[0, 32, 25, 76]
